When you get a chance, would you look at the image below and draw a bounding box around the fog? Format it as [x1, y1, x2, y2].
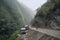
[18, 0, 47, 10]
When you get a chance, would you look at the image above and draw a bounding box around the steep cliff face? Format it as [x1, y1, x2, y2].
[31, 0, 60, 30]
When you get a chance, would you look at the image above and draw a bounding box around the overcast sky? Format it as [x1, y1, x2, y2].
[17, 0, 47, 10]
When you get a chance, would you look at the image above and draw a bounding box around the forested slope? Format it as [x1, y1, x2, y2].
[0, 0, 24, 40]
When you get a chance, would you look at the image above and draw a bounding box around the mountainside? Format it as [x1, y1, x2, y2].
[0, 0, 24, 40]
[31, 0, 60, 30]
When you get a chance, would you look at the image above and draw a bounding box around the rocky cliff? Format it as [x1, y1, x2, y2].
[31, 0, 60, 30]
[27, 0, 60, 40]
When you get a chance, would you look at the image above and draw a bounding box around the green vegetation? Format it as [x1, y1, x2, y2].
[0, 0, 24, 40]
[0, 0, 34, 40]
[36, 0, 60, 18]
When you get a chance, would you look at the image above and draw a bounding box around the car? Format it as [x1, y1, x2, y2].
[20, 28, 27, 34]
[25, 25, 29, 30]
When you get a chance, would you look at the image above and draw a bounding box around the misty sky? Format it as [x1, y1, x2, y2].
[18, 0, 47, 10]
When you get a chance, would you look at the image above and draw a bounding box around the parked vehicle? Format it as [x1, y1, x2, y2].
[20, 28, 26, 34]
[20, 25, 29, 34]
[25, 25, 29, 30]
